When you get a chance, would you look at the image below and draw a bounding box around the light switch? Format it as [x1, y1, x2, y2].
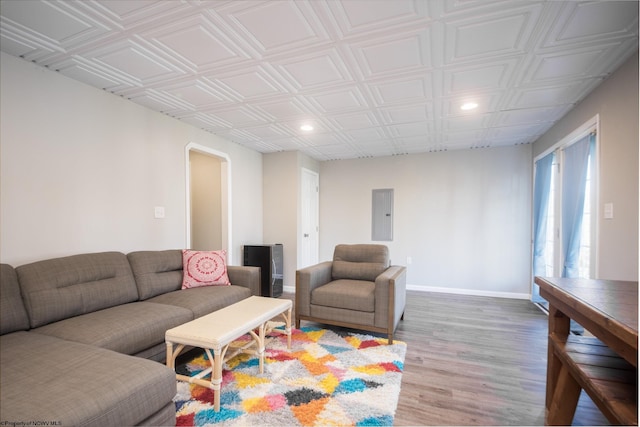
[154, 206, 165, 219]
[604, 203, 614, 219]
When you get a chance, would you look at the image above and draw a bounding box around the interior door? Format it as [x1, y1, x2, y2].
[300, 168, 319, 268]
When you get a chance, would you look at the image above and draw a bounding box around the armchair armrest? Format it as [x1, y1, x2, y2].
[374, 265, 407, 329]
[295, 261, 333, 317]
[227, 265, 261, 296]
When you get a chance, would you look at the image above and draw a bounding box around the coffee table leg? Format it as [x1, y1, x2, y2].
[166, 341, 174, 370]
[206, 348, 223, 412]
[285, 307, 292, 349]
[166, 342, 185, 374]
[258, 322, 265, 374]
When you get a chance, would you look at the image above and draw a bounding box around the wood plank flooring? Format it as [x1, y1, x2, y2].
[281, 290, 610, 426]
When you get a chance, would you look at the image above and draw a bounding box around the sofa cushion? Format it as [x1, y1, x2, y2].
[128, 249, 183, 300]
[0, 331, 176, 427]
[0, 264, 30, 335]
[32, 301, 193, 355]
[181, 249, 231, 288]
[332, 244, 389, 282]
[311, 279, 376, 312]
[146, 285, 251, 318]
[16, 252, 139, 328]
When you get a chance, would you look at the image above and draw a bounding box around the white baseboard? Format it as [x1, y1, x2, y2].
[282, 284, 531, 300]
[406, 284, 531, 300]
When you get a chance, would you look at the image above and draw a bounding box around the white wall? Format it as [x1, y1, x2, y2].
[319, 145, 533, 298]
[0, 52, 263, 266]
[532, 51, 639, 281]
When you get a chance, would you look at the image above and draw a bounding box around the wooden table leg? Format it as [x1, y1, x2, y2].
[546, 305, 571, 424]
[547, 364, 582, 425]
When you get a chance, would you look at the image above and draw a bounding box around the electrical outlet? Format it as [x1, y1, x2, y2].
[154, 206, 165, 219]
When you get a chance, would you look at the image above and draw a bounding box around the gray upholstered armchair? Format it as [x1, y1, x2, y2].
[295, 244, 407, 344]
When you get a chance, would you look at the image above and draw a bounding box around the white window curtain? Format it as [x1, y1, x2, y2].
[561, 134, 595, 278]
[531, 152, 554, 303]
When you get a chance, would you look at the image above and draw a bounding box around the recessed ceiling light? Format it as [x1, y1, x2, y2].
[460, 102, 478, 111]
[300, 124, 314, 131]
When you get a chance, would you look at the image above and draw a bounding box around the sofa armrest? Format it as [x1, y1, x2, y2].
[227, 265, 261, 296]
[374, 265, 407, 329]
[295, 261, 333, 317]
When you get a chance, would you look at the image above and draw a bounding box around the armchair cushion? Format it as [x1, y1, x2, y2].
[311, 279, 375, 312]
[331, 244, 389, 281]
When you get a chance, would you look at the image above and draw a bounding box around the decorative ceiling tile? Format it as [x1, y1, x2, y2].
[326, 111, 380, 130]
[367, 76, 432, 105]
[542, 1, 639, 48]
[238, 124, 291, 140]
[444, 58, 518, 95]
[354, 31, 430, 77]
[84, 0, 184, 27]
[444, 3, 542, 63]
[142, 16, 249, 70]
[388, 121, 429, 138]
[306, 87, 368, 114]
[179, 113, 231, 132]
[486, 122, 553, 145]
[160, 81, 224, 109]
[525, 43, 634, 83]
[444, 114, 491, 132]
[92, 41, 184, 84]
[444, 129, 486, 145]
[203, 107, 267, 128]
[221, 0, 327, 54]
[275, 49, 352, 90]
[344, 127, 387, 141]
[254, 98, 309, 120]
[302, 132, 351, 147]
[494, 105, 572, 127]
[0, 0, 106, 46]
[212, 67, 287, 100]
[128, 91, 179, 113]
[507, 80, 594, 109]
[325, 0, 427, 36]
[380, 104, 430, 125]
[54, 57, 124, 90]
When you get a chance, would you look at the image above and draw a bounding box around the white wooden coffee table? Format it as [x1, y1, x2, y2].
[165, 296, 292, 411]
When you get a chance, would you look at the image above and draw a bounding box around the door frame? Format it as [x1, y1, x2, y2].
[185, 142, 233, 263]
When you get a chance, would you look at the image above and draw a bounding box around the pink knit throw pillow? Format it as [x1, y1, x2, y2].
[181, 249, 230, 289]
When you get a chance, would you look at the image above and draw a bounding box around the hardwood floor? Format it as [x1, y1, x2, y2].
[281, 290, 610, 426]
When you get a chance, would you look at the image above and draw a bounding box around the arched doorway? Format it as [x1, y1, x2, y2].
[185, 143, 232, 262]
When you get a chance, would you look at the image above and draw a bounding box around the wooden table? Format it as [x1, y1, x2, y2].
[535, 277, 638, 425]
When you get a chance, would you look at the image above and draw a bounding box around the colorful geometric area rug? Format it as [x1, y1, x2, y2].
[174, 326, 407, 426]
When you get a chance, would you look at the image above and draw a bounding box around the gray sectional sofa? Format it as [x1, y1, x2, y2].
[0, 250, 260, 426]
